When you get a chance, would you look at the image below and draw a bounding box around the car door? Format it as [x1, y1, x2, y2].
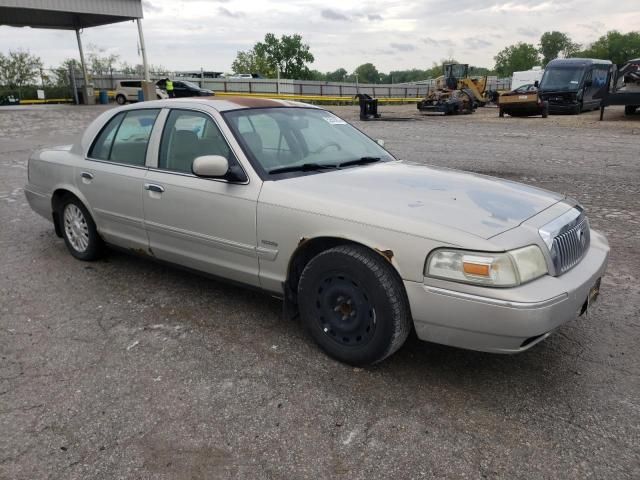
[172, 82, 188, 98]
[142, 107, 261, 287]
[77, 108, 160, 251]
[582, 69, 596, 108]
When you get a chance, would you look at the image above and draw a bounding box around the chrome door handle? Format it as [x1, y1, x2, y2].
[80, 171, 94, 180]
[144, 183, 165, 193]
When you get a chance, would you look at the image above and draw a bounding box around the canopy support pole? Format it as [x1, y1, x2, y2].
[136, 18, 150, 82]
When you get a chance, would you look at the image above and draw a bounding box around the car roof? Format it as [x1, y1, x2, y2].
[119, 96, 322, 112]
[547, 58, 612, 67]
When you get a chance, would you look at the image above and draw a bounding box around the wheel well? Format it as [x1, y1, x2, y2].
[51, 189, 77, 238]
[285, 237, 397, 303]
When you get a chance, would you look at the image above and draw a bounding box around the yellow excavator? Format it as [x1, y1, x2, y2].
[417, 63, 492, 115]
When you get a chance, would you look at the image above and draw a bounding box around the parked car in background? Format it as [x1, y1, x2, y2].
[498, 83, 549, 118]
[538, 58, 612, 114]
[156, 79, 214, 97]
[24, 97, 609, 365]
[114, 80, 168, 105]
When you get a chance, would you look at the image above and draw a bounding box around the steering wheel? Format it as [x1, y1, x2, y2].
[312, 142, 342, 154]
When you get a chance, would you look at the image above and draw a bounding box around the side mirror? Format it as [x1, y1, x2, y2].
[192, 155, 229, 178]
[376, 139, 385, 147]
[534, 80, 539, 88]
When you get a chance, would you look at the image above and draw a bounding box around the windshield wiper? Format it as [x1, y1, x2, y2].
[268, 163, 339, 175]
[338, 156, 381, 168]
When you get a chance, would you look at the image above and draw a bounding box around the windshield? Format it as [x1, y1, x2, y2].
[223, 108, 394, 175]
[540, 67, 585, 92]
[182, 81, 200, 89]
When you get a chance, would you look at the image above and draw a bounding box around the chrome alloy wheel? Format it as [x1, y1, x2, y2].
[63, 204, 90, 252]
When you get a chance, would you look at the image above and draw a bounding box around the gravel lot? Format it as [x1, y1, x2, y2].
[1, 103, 639, 479]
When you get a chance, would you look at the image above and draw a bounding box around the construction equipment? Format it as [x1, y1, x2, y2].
[417, 86, 476, 115]
[444, 63, 490, 106]
[417, 63, 491, 115]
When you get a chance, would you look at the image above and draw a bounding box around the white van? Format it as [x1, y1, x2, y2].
[114, 80, 168, 105]
[511, 67, 544, 90]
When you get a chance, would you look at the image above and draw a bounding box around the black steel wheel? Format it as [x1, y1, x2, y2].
[312, 273, 377, 347]
[298, 245, 411, 365]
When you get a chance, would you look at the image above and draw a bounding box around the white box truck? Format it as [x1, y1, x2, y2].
[511, 66, 544, 90]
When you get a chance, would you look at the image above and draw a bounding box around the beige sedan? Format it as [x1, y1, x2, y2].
[24, 97, 609, 365]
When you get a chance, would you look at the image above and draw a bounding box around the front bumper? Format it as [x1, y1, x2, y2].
[406, 230, 609, 353]
[546, 102, 580, 114]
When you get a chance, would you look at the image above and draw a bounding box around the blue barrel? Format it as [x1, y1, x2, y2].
[99, 90, 109, 105]
[137, 89, 145, 102]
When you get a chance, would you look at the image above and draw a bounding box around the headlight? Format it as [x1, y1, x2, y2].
[425, 245, 548, 287]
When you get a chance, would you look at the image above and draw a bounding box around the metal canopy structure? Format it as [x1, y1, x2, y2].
[0, 0, 150, 103]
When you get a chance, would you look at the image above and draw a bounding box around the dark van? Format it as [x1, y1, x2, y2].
[539, 58, 612, 114]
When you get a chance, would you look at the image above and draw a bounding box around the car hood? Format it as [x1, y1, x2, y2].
[262, 161, 564, 240]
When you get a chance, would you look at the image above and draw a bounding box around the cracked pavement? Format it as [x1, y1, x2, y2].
[1, 104, 639, 479]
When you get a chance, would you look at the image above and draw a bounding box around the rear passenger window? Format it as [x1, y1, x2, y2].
[89, 109, 159, 166]
[90, 112, 125, 160]
[159, 110, 236, 174]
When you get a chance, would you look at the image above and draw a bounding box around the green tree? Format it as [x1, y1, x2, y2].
[231, 49, 274, 77]
[86, 44, 119, 75]
[253, 33, 315, 79]
[494, 43, 540, 77]
[325, 68, 348, 82]
[469, 66, 496, 76]
[354, 63, 381, 83]
[577, 30, 640, 65]
[311, 70, 330, 81]
[2, 50, 43, 97]
[539, 31, 580, 66]
[0, 52, 7, 85]
[51, 58, 81, 87]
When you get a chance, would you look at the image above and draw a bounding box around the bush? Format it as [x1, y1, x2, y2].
[0, 85, 73, 100]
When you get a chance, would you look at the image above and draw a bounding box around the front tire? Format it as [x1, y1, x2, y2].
[297, 245, 411, 365]
[116, 94, 126, 105]
[542, 101, 549, 118]
[625, 105, 638, 116]
[58, 197, 104, 261]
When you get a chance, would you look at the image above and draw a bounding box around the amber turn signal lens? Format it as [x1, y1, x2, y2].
[463, 262, 490, 277]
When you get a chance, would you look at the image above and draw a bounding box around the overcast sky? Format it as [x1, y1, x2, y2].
[1, 0, 638, 73]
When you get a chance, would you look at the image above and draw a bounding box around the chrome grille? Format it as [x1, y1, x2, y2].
[539, 206, 590, 275]
[551, 217, 590, 274]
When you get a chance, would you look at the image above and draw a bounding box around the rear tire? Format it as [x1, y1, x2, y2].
[58, 196, 104, 261]
[625, 105, 638, 116]
[116, 94, 126, 105]
[297, 245, 411, 365]
[499, 108, 505, 118]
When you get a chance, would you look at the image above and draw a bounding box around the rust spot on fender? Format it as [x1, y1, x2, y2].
[375, 248, 394, 262]
[298, 237, 309, 246]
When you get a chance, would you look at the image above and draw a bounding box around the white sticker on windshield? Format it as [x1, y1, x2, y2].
[570, 80, 579, 84]
[323, 114, 347, 125]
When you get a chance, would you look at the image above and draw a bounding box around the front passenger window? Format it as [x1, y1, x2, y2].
[159, 110, 236, 174]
